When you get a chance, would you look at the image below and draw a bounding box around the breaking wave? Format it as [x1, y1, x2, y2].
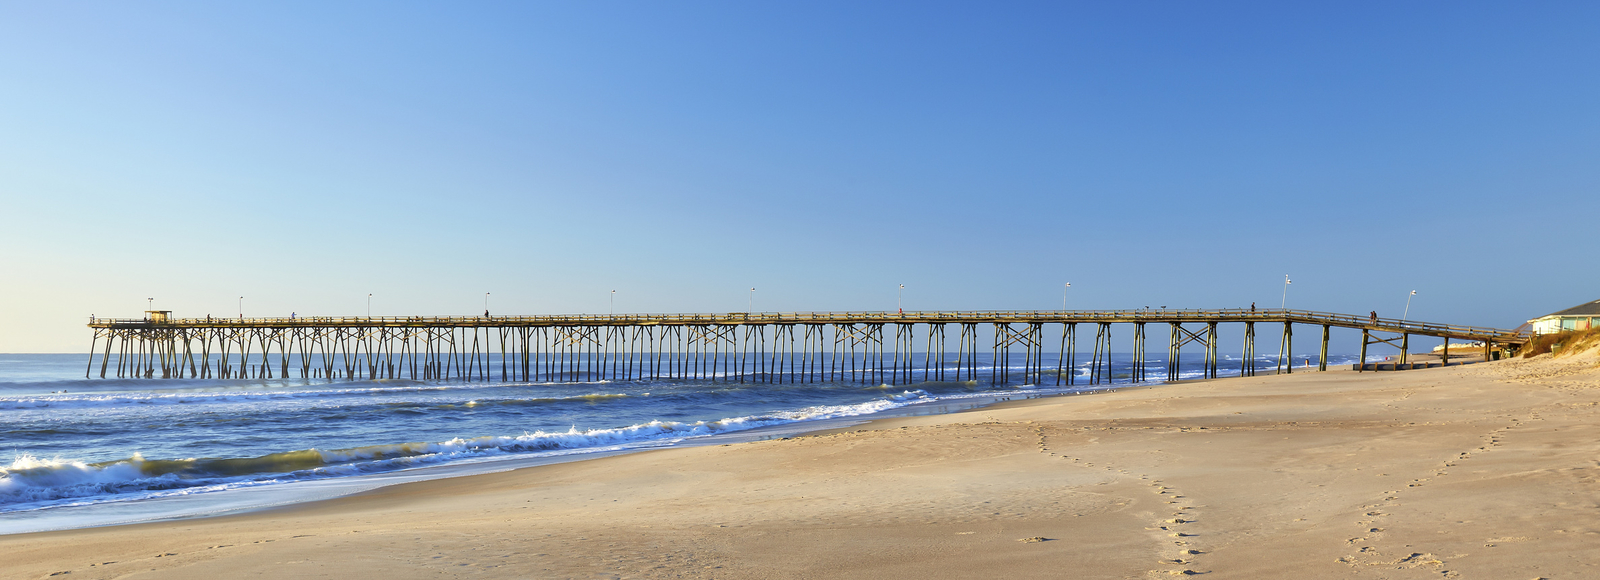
[0, 389, 929, 512]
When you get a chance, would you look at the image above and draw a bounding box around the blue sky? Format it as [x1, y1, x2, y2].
[2, 2, 1596, 351]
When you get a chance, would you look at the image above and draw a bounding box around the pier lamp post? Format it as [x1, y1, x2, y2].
[368, 294, 372, 318]
[1402, 290, 1417, 323]
[898, 284, 904, 314]
[147, 298, 153, 312]
[1281, 275, 1292, 309]
[611, 290, 616, 316]
[239, 297, 243, 319]
[1062, 283, 1071, 311]
[748, 288, 755, 314]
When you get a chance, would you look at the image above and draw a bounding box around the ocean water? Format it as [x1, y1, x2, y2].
[0, 350, 1354, 534]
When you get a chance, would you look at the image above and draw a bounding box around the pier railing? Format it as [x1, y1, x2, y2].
[88, 308, 1527, 342]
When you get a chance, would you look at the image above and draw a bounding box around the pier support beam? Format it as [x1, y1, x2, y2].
[1167, 323, 1181, 382]
[1276, 322, 1293, 374]
[1090, 322, 1112, 384]
[1205, 322, 1219, 379]
[1241, 322, 1257, 377]
[1319, 324, 1330, 371]
[1360, 329, 1369, 371]
[1167, 322, 1213, 382]
[1131, 322, 1146, 383]
[1056, 323, 1076, 386]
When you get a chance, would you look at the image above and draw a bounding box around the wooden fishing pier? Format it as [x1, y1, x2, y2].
[85, 309, 1530, 384]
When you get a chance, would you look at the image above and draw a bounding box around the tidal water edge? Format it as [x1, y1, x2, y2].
[0, 351, 1352, 534]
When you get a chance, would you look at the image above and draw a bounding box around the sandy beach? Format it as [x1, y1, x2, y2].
[6, 349, 1598, 580]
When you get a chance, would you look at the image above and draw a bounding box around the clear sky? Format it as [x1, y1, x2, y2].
[1, 2, 1596, 352]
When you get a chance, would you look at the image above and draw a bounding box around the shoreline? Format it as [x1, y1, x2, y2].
[10, 351, 1596, 578]
[0, 381, 1124, 536]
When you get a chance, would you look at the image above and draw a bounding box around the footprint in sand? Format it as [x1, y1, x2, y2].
[1144, 479, 1206, 575]
[1037, 428, 1210, 576]
[1340, 418, 1529, 570]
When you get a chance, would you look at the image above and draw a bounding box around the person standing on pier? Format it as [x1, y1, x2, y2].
[1370, 311, 1378, 324]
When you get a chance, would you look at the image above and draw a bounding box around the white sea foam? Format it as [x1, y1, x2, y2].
[1, 351, 1365, 529]
[0, 389, 933, 512]
[0, 384, 624, 410]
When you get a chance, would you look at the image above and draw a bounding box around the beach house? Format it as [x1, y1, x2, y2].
[1528, 299, 1600, 334]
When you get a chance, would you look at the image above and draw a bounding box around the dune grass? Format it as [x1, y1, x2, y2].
[1520, 326, 1600, 358]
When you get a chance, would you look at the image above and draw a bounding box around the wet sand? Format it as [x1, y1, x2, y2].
[6, 350, 1599, 579]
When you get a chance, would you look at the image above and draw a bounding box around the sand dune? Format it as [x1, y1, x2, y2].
[6, 351, 1599, 579]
